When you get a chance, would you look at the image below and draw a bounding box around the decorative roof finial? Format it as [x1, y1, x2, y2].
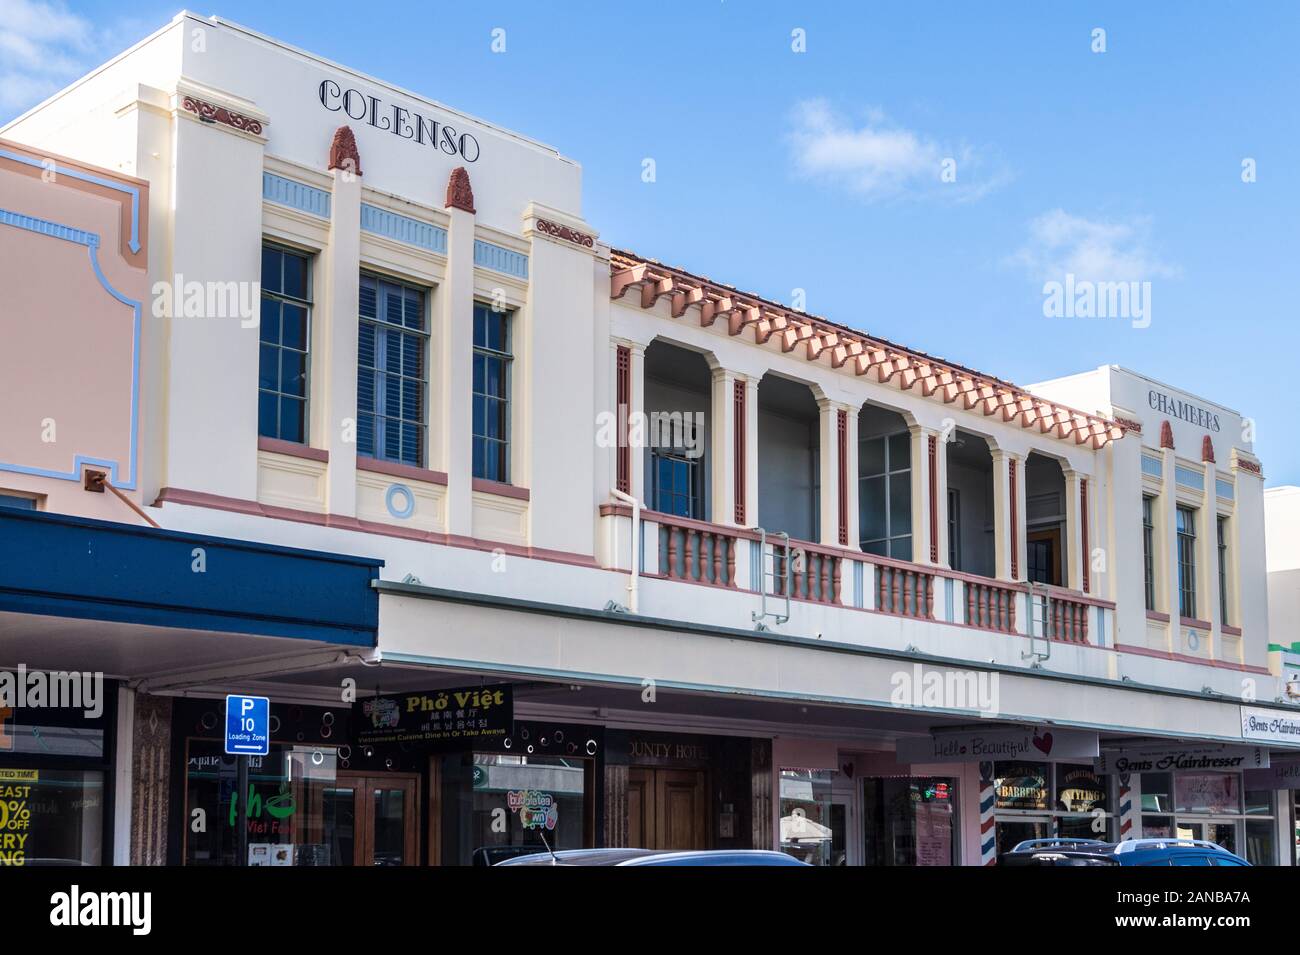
[1159, 421, 1174, 450]
[1201, 435, 1215, 463]
[445, 166, 475, 213]
[328, 125, 362, 177]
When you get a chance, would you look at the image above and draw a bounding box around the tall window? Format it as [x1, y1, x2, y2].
[258, 244, 311, 442]
[652, 450, 702, 518]
[1217, 516, 1230, 625]
[1142, 496, 1156, 611]
[357, 273, 428, 467]
[860, 431, 911, 560]
[1176, 505, 1197, 619]
[472, 302, 512, 482]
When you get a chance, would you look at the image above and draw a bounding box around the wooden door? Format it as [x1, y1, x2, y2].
[627, 768, 708, 850]
[628, 768, 655, 849]
[1027, 528, 1062, 587]
[334, 773, 420, 866]
[656, 769, 707, 850]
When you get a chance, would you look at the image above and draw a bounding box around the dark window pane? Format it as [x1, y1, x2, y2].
[359, 280, 377, 318]
[860, 436, 885, 476]
[861, 475, 886, 540]
[402, 335, 422, 379]
[890, 479, 912, 535]
[261, 246, 281, 294]
[890, 536, 913, 562]
[356, 413, 375, 457]
[358, 322, 375, 370]
[472, 437, 485, 479]
[282, 252, 307, 299]
[259, 299, 280, 343]
[888, 432, 910, 469]
[279, 397, 305, 443]
[259, 344, 279, 390]
[258, 391, 278, 438]
[281, 350, 307, 397]
[281, 305, 307, 350]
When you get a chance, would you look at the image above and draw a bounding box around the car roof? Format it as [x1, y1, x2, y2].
[496, 848, 661, 866]
[495, 848, 808, 866]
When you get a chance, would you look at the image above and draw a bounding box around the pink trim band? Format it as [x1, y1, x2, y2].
[357, 456, 448, 485]
[472, 478, 530, 501]
[1115, 643, 1267, 674]
[152, 487, 594, 567]
[258, 436, 329, 463]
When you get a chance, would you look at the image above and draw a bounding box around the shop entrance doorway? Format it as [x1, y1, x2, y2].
[325, 773, 420, 866]
[994, 816, 1050, 857]
[627, 768, 708, 850]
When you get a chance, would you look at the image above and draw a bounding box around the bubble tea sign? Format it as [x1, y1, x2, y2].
[507, 789, 558, 831]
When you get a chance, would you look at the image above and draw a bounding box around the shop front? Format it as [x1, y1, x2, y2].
[1099, 742, 1280, 864]
[0, 686, 117, 867]
[171, 691, 604, 866]
[773, 739, 965, 866]
[604, 729, 759, 853]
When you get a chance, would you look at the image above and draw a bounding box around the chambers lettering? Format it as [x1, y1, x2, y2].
[319, 80, 481, 162]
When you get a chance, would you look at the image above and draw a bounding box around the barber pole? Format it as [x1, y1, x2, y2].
[979, 761, 997, 865]
[1117, 773, 1135, 841]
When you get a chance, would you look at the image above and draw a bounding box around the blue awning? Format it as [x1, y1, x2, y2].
[0, 509, 382, 646]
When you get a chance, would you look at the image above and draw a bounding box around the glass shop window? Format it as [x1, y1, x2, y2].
[184, 741, 339, 866]
[993, 761, 1049, 811]
[0, 769, 103, 866]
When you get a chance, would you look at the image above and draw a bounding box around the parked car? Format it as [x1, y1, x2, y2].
[999, 837, 1251, 867]
[998, 845, 1120, 866]
[496, 848, 810, 866]
[1108, 838, 1251, 866]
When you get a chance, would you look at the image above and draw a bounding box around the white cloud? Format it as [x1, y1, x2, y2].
[787, 98, 1008, 203]
[0, 0, 102, 113]
[1009, 209, 1181, 284]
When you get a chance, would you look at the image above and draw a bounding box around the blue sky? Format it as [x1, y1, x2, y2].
[6, 1, 1298, 483]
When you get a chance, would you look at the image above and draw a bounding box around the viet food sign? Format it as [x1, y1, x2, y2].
[354, 684, 512, 749]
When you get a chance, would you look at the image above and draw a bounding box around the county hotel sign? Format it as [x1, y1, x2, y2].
[318, 80, 482, 162]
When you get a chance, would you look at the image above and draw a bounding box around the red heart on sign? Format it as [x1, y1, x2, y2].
[1032, 732, 1053, 755]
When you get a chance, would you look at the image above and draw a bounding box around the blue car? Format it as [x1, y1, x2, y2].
[999, 837, 1251, 867]
[1108, 838, 1251, 866]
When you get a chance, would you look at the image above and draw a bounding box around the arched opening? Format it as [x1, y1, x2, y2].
[858, 404, 912, 560]
[1025, 452, 1068, 587]
[757, 374, 819, 541]
[946, 430, 995, 577]
[643, 340, 712, 520]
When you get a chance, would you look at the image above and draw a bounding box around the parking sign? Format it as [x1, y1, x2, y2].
[224, 694, 270, 756]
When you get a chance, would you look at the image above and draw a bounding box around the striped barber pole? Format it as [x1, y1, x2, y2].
[1117, 773, 1136, 841]
[979, 761, 997, 865]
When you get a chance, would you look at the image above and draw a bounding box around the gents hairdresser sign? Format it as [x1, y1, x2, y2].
[354, 684, 511, 749]
[318, 80, 482, 162]
[1096, 742, 1269, 775]
[896, 727, 1098, 764]
[1240, 706, 1300, 744]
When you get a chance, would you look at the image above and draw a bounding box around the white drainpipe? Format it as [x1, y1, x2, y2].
[610, 488, 639, 614]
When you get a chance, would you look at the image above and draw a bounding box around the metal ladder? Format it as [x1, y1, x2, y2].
[752, 528, 791, 631]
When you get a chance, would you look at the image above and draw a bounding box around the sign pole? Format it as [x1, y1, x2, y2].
[236, 754, 249, 867]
